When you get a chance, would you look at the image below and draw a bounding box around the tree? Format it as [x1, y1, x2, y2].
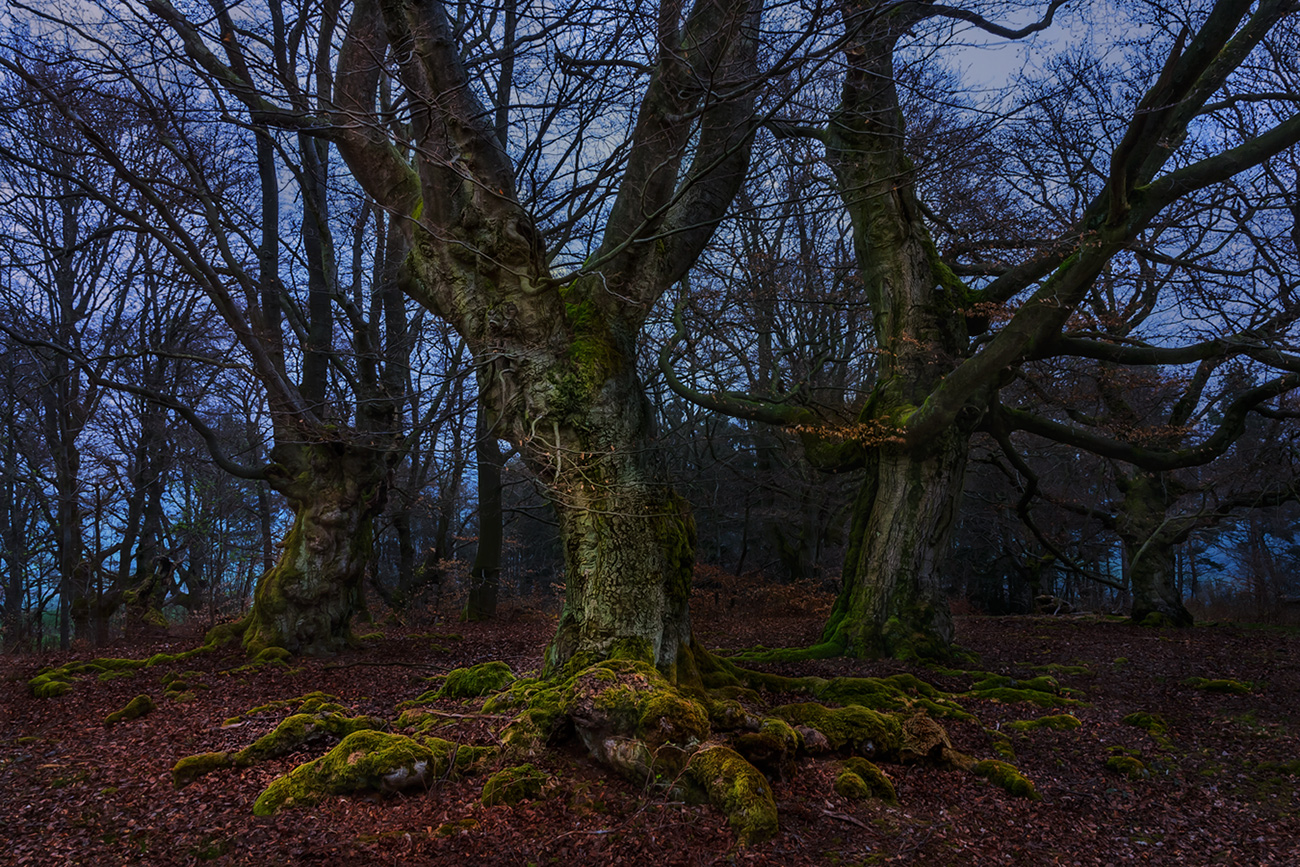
[665, 0, 1300, 658]
[0, 23, 415, 654]
[132, 0, 784, 676]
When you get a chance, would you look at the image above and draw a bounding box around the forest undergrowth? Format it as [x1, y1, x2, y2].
[3, 580, 1300, 866]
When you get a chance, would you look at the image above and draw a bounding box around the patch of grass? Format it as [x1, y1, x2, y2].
[1121, 711, 1173, 749]
[1004, 714, 1082, 733]
[1183, 677, 1252, 695]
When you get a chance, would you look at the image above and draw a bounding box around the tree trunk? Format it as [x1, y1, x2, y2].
[464, 412, 504, 621]
[821, 428, 967, 658]
[1117, 473, 1194, 627]
[526, 342, 697, 680]
[242, 434, 394, 655]
[816, 19, 982, 659]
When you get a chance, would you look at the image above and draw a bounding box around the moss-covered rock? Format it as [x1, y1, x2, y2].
[435, 661, 516, 699]
[235, 712, 387, 764]
[834, 757, 897, 804]
[966, 685, 1079, 708]
[221, 691, 347, 727]
[480, 764, 548, 806]
[815, 673, 971, 720]
[733, 718, 800, 780]
[29, 671, 71, 698]
[105, 694, 155, 726]
[559, 660, 711, 780]
[1005, 714, 1082, 733]
[173, 752, 235, 788]
[254, 646, 292, 664]
[1105, 753, 1149, 780]
[1183, 677, 1251, 695]
[686, 745, 778, 846]
[252, 731, 490, 815]
[770, 702, 900, 757]
[1121, 711, 1172, 748]
[972, 759, 1040, 800]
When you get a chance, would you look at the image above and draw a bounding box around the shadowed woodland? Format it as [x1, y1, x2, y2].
[3, 0, 1300, 862]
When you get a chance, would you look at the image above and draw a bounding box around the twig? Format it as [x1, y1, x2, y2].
[822, 810, 870, 829]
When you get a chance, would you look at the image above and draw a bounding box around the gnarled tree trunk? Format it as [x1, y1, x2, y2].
[818, 16, 983, 658]
[242, 434, 394, 655]
[1117, 473, 1194, 627]
[823, 431, 969, 657]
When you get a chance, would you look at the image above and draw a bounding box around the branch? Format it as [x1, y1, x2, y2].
[142, 0, 325, 131]
[986, 411, 1126, 591]
[657, 301, 814, 426]
[2, 326, 271, 481]
[922, 0, 1069, 39]
[996, 371, 1300, 473]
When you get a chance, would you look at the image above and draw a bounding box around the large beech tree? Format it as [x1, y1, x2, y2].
[821, 0, 1300, 656]
[0, 19, 412, 655]
[138, 0, 773, 676]
[666, 0, 1300, 657]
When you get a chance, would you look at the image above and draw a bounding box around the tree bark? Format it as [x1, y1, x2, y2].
[817, 14, 982, 658]
[242, 434, 394, 655]
[1117, 473, 1194, 627]
[821, 428, 968, 657]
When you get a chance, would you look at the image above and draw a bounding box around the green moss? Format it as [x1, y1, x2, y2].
[966, 685, 1079, 708]
[1183, 677, 1251, 695]
[1121, 711, 1172, 748]
[435, 661, 516, 698]
[234, 712, 387, 765]
[434, 819, 479, 836]
[105, 694, 155, 726]
[1004, 714, 1082, 733]
[972, 759, 1040, 800]
[252, 730, 489, 815]
[29, 672, 71, 698]
[816, 674, 941, 712]
[770, 702, 901, 756]
[173, 752, 235, 788]
[707, 698, 751, 730]
[480, 764, 548, 806]
[836, 757, 898, 804]
[98, 670, 137, 682]
[733, 718, 801, 779]
[637, 689, 711, 749]
[1140, 612, 1174, 628]
[254, 646, 292, 664]
[222, 692, 347, 726]
[394, 709, 454, 735]
[89, 657, 151, 672]
[1105, 754, 1149, 780]
[988, 730, 1016, 760]
[880, 614, 951, 663]
[686, 746, 778, 846]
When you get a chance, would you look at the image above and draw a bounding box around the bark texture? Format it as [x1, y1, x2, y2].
[819, 12, 982, 657]
[243, 435, 394, 655]
[1117, 473, 1194, 627]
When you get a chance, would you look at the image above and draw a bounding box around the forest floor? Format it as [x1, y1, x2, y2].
[3, 583, 1300, 866]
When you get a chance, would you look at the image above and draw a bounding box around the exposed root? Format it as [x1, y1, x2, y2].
[158, 642, 1037, 845]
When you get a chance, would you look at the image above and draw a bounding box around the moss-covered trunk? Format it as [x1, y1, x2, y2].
[522, 320, 697, 680]
[242, 434, 394, 655]
[818, 16, 982, 659]
[546, 464, 695, 679]
[1117, 473, 1193, 627]
[822, 429, 969, 658]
